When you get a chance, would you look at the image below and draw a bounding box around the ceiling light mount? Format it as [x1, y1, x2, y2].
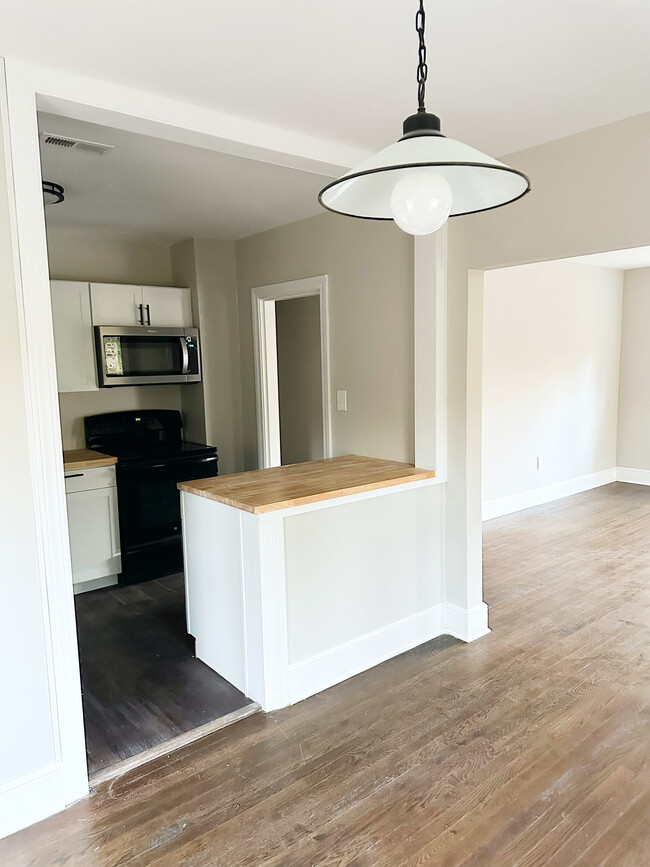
[319, 0, 531, 235]
[42, 181, 65, 205]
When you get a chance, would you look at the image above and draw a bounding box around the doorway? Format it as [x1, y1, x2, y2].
[276, 295, 324, 465]
[252, 275, 332, 468]
[37, 114, 261, 780]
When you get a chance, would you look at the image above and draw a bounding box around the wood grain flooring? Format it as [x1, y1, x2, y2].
[74, 574, 252, 776]
[2, 481, 648, 865]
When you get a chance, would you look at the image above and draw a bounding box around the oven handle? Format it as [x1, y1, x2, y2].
[180, 337, 190, 375]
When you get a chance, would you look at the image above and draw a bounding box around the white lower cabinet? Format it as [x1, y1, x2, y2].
[65, 466, 121, 594]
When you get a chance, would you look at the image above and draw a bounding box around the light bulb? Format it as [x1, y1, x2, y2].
[390, 169, 453, 235]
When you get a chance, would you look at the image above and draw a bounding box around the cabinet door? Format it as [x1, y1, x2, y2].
[90, 283, 143, 326]
[66, 486, 121, 586]
[142, 286, 192, 327]
[50, 281, 98, 393]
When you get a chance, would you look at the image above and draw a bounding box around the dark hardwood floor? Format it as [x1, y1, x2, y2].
[74, 573, 252, 775]
[2, 482, 649, 865]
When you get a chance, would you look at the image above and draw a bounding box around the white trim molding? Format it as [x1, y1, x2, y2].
[617, 467, 650, 486]
[251, 275, 332, 468]
[0, 763, 64, 841]
[1, 58, 90, 832]
[444, 602, 490, 643]
[288, 604, 446, 705]
[414, 228, 447, 476]
[483, 467, 618, 520]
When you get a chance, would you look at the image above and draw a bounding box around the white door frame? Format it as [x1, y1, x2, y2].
[251, 275, 332, 468]
[0, 57, 355, 832]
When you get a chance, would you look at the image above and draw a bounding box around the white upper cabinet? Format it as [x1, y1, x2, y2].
[90, 283, 192, 327]
[90, 283, 144, 326]
[50, 281, 98, 393]
[142, 285, 193, 327]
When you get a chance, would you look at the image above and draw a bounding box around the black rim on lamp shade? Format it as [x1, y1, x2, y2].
[42, 181, 65, 205]
[318, 0, 531, 225]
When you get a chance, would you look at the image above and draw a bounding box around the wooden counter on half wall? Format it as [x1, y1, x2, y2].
[178, 454, 436, 513]
[178, 452, 481, 715]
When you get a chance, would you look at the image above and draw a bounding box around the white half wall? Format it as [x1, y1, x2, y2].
[482, 260, 623, 517]
[617, 267, 650, 474]
[284, 484, 444, 665]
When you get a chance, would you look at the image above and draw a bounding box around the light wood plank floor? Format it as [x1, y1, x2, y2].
[2, 482, 648, 866]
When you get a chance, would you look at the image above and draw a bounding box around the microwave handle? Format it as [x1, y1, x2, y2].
[181, 337, 190, 374]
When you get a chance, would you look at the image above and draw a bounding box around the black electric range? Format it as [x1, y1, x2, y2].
[85, 410, 218, 585]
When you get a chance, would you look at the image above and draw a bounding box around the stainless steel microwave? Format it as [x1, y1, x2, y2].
[94, 326, 202, 387]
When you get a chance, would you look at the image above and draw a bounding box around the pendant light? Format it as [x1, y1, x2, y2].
[318, 0, 530, 235]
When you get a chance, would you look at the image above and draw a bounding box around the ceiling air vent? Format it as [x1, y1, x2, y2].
[40, 133, 114, 156]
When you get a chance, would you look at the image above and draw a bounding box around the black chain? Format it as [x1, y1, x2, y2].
[416, 0, 428, 111]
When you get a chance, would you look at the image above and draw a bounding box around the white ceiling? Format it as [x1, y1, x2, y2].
[566, 247, 650, 271]
[3, 0, 649, 158]
[38, 113, 326, 242]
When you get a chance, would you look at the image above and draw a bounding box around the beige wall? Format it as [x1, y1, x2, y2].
[235, 213, 413, 469]
[617, 267, 650, 471]
[46, 226, 173, 285]
[171, 238, 244, 474]
[276, 295, 324, 464]
[447, 112, 650, 609]
[170, 238, 206, 445]
[58, 386, 183, 450]
[46, 228, 183, 449]
[483, 260, 623, 503]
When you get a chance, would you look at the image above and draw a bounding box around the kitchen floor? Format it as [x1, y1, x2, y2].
[74, 573, 252, 776]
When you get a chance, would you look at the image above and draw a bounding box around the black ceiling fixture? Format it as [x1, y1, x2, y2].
[42, 181, 65, 205]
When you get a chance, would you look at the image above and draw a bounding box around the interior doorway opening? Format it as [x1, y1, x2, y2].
[480, 247, 650, 523]
[36, 111, 277, 781]
[276, 295, 324, 465]
[252, 275, 332, 468]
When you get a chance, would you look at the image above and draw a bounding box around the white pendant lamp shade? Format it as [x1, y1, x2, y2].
[319, 134, 530, 221]
[318, 0, 530, 234]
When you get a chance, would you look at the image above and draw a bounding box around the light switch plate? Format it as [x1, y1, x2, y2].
[337, 390, 348, 411]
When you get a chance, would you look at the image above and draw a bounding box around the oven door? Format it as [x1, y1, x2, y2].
[116, 454, 218, 583]
[95, 326, 201, 386]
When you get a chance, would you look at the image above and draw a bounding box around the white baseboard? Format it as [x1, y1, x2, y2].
[445, 602, 490, 642]
[0, 763, 67, 840]
[617, 467, 650, 486]
[288, 604, 446, 705]
[483, 467, 617, 520]
[288, 600, 492, 705]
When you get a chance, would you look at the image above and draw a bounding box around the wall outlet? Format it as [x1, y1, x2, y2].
[537, 455, 544, 470]
[336, 390, 348, 412]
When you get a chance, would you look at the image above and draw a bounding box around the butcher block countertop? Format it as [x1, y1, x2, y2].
[63, 449, 117, 471]
[178, 454, 436, 514]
